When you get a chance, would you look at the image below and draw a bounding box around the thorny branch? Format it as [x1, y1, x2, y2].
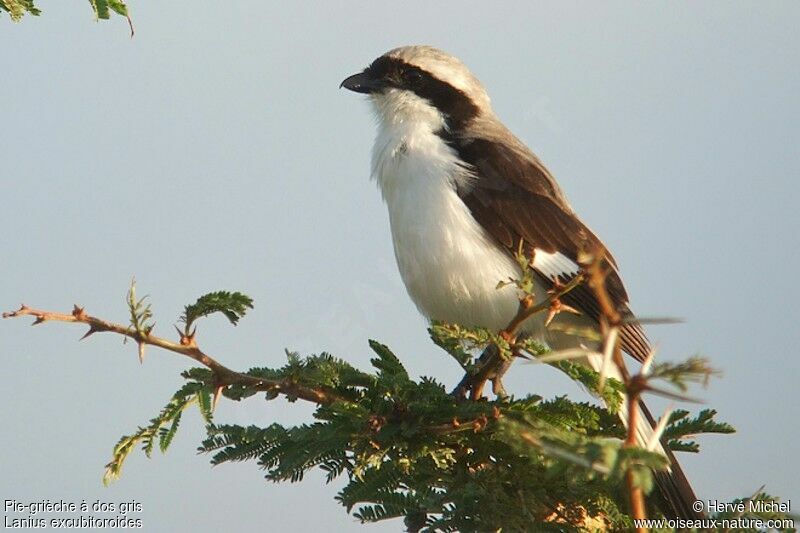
[2, 304, 341, 406]
[452, 271, 586, 400]
[580, 250, 650, 528]
[450, 246, 695, 528]
[2, 304, 503, 438]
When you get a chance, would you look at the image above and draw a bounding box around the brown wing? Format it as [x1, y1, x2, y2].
[447, 134, 650, 361]
[444, 131, 701, 520]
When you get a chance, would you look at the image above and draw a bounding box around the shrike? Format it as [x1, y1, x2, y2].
[342, 45, 699, 519]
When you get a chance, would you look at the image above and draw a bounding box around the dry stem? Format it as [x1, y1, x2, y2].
[583, 252, 648, 529]
[3, 304, 341, 405]
[453, 273, 586, 400]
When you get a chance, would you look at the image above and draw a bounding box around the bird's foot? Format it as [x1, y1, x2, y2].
[490, 376, 508, 399]
[451, 350, 514, 401]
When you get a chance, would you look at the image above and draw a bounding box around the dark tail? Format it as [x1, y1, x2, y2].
[639, 400, 703, 520]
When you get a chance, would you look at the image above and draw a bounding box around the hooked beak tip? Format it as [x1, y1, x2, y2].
[340, 71, 378, 94]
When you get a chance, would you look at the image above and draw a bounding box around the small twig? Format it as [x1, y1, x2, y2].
[583, 253, 621, 325]
[505, 273, 586, 337]
[453, 273, 586, 400]
[3, 304, 342, 406]
[426, 413, 495, 435]
[126, 14, 134, 38]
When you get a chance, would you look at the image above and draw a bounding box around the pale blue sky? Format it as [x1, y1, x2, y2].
[2, 2, 798, 531]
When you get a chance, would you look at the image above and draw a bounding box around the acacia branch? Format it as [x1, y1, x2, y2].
[582, 252, 647, 529]
[2, 304, 342, 406]
[504, 272, 586, 337]
[3, 303, 513, 438]
[452, 272, 586, 400]
[624, 383, 647, 531]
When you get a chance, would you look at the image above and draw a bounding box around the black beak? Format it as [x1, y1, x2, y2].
[340, 71, 382, 94]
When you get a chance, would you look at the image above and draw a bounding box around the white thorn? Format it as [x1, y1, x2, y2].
[647, 405, 674, 451]
[598, 327, 619, 393]
[641, 343, 659, 376]
[536, 348, 599, 364]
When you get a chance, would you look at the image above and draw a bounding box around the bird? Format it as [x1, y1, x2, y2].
[341, 45, 700, 520]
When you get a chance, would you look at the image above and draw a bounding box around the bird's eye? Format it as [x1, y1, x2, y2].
[403, 69, 424, 86]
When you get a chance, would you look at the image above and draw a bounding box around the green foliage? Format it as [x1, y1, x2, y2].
[91, 284, 755, 530]
[89, 0, 128, 20]
[496, 240, 540, 296]
[126, 279, 154, 337]
[664, 409, 735, 453]
[429, 322, 484, 371]
[648, 356, 716, 392]
[203, 343, 642, 530]
[180, 291, 254, 335]
[368, 339, 409, 381]
[0, 0, 128, 21]
[237, 351, 374, 403]
[21, 260, 765, 530]
[0, 0, 39, 20]
[429, 320, 517, 366]
[549, 359, 625, 413]
[109, 339, 736, 530]
[103, 378, 213, 485]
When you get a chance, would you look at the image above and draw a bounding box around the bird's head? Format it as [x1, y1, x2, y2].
[341, 46, 492, 133]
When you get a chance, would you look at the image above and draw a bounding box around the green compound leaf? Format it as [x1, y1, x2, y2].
[1, 0, 41, 20]
[180, 291, 254, 333]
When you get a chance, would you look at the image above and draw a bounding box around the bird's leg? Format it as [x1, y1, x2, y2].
[452, 337, 516, 401]
[486, 330, 518, 399]
[468, 378, 489, 401]
[489, 358, 513, 399]
[452, 344, 497, 400]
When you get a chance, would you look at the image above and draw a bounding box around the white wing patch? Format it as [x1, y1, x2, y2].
[532, 249, 581, 280]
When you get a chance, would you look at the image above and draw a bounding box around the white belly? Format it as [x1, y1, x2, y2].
[389, 173, 531, 332]
[372, 122, 549, 337]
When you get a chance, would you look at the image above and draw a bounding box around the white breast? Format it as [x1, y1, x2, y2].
[370, 92, 547, 337]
